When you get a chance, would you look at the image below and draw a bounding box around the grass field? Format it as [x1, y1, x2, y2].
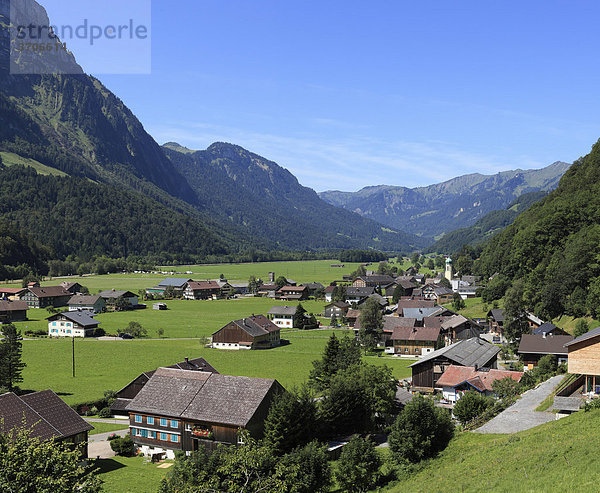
[385, 408, 600, 492]
[15, 298, 328, 339]
[94, 456, 170, 493]
[21, 331, 415, 405]
[0, 151, 69, 177]
[88, 421, 129, 436]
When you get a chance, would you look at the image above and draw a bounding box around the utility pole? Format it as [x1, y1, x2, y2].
[72, 336, 75, 378]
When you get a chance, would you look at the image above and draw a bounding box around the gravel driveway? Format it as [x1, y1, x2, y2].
[474, 375, 563, 434]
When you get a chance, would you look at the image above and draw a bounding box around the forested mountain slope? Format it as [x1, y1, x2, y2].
[477, 141, 600, 319]
[427, 191, 547, 253]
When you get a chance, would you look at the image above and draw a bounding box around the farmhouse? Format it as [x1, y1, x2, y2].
[257, 284, 278, 298]
[212, 315, 281, 350]
[158, 278, 193, 296]
[517, 334, 573, 369]
[0, 287, 26, 300]
[345, 286, 375, 305]
[353, 275, 395, 288]
[0, 390, 93, 458]
[111, 357, 219, 416]
[389, 326, 441, 358]
[0, 300, 28, 322]
[436, 365, 523, 404]
[409, 337, 500, 391]
[68, 294, 105, 313]
[99, 290, 139, 309]
[229, 282, 250, 295]
[20, 285, 72, 309]
[324, 301, 350, 318]
[324, 285, 338, 302]
[303, 283, 324, 296]
[60, 281, 82, 294]
[184, 281, 222, 300]
[126, 368, 283, 458]
[395, 299, 435, 317]
[487, 309, 505, 336]
[267, 305, 296, 328]
[47, 311, 100, 337]
[276, 285, 308, 301]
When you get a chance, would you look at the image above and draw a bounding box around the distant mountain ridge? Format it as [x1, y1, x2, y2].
[319, 162, 570, 240]
[163, 142, 424, 251]
[426, 191, 548, 254]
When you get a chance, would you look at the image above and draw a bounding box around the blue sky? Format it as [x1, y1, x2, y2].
[48, 1, 600, 191]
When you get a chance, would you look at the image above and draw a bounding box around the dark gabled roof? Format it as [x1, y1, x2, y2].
[99, 290, 136, 299]
[358, 275, 395, 284]
[403, 307, 446, 321]
[47, 311, 98, 328]
[68, 295, 103, 306]
[158, 278, 193, 288]
[346, 287, 375, 297]
[278, 285, 307, 292]
[346, 309, 361, 319]
[396, 299, 435, 314]
[397, 279, 417, 290]
[0, 300, 28, 312]
[324, 285, 337, 293]
[518, 334, 573, 356]
[565, 326, 600, 347]
[186, 281, 221, 291]
[488, 309, 506, 322]
[433, 287, 453, 296]
[216, 315, 280, 338]
[27, 286, 71, 299]
[267, 306, 297, 316]
[126, 368, 281, 427]
[391, 326, 440, 342]
[0, 390, 92, 441]
[532, 323, 566, 335]
[303, 283, 324, 290]
[355, 316, 416, 332]
[409, 337, 500, 368]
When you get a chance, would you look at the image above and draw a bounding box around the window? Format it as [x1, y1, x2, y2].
[160, 418, 168, 427]
[140, 429, 148, 438]
[170, 420, 178, 428]
[134, 415, 142, 423]
[131, 428, 137, 436]
[171, 434, 179, 443]
[149, 431, 156, 439]
[52, 322, 56, 326]
[147, 417, 154, 425]
[160, 432, 168, 441]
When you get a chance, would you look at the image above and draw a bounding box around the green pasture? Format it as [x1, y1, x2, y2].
[15, 298, 328, 339]
[385, 408, 600, 492]
[94, 456, 170, 493]
[88, 421, 129, 436]
[21, 331, 415, 405]
[157, 259, 362, 284]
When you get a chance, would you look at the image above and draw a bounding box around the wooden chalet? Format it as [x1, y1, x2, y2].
[276, 285, 308, 301]
[409, 337, 500, 391]
[111, 357, 218, 416]
[126, 368, 284, 458]
[257, 284, 278, 298]
[324, 301, 350, 318]
[20, 285, 72, 309]
[212, 315, 280, 350]
[346, 308, 361, 327]
[518, 334, 573, 369]
[487, 309, 505, 336]
[60, 281, 82, 294]
[345, 286, 375, 305]
[389, 326, 441, 357]
[0, 390, 93, 458]
[565, 327, 600, 396]
[184, 281, 222, 300]
[0, 300, 28, 322]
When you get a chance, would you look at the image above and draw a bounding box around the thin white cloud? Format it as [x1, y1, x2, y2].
[149, 121, 559, 192]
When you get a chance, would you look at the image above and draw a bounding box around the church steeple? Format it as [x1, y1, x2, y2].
[445, 257, 453, 281]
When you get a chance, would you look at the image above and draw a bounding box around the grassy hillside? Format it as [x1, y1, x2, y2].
[385, 409, 600, 492]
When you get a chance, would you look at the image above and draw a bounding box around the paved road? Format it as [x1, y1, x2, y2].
[88, 429, 128, 459]
[85, 417, 130, 425]
[475, 375, 563, 434]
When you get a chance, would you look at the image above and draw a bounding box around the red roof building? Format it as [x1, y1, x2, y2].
[436, 365, 523, 403]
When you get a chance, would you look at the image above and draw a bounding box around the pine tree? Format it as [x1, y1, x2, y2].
[293, 303, 307, 329]
[357, 298, 383, 351]
[309, 333, 340, 389]
[0, 324, 26, 391]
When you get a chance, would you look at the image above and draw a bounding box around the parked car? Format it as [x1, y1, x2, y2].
[118, 333, 134, 339]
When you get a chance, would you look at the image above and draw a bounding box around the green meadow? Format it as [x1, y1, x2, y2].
[21, 331, 415, 405]
[95, 456, 170, 493]
[385, 408, 600, 492]
[17, 298, 328, 339]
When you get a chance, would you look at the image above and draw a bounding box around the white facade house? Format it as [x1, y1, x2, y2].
[266, 306, 296, 328]
[47, 311, 99, 338]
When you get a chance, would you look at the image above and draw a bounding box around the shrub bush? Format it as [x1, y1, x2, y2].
[98, 407, 112, 418]
[110, 436, 135, 456]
